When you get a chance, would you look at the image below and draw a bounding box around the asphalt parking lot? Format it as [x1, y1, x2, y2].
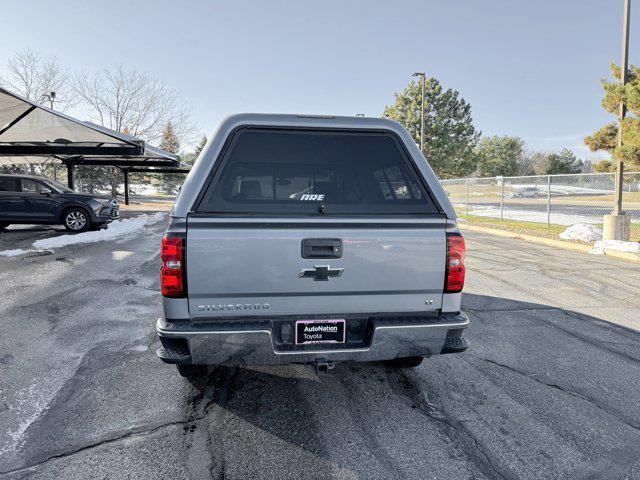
[1, 220, 640, 479]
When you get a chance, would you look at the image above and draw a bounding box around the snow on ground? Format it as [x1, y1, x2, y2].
[0, 249, 28, 257]
[559, 224, 603, 243]
[32, 212, 166, 250]
[589, 240, 640, 255]
[506, 184, 612, 196]
[0, 214, 166, 256]
[467, 206, 602, 225]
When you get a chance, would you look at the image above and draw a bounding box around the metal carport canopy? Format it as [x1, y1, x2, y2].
[0, 87, 182, 167]
[0, 87, 186, 203]
[0, 87, 144, 157]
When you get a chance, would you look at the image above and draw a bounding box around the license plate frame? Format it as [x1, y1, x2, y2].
[295, 319, 346, 345]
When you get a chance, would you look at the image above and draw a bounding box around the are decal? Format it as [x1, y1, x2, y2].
[300, 194, 325, 201]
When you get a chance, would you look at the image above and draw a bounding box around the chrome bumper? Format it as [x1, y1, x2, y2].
[156, 313, 469, 365]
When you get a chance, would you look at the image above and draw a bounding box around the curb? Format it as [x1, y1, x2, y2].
[459, 224, 640, 263]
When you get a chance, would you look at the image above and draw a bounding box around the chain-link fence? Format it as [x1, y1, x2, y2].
[441, 172, 640, 241]
[72, 166, 179, 198]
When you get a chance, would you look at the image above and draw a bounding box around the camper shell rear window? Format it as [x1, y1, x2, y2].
[196, 128, 440, 215]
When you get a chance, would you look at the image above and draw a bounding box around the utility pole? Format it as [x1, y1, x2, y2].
[614, 0, 630, 215]
[605, 0, 632, 240]
[412, 72, 426, 153]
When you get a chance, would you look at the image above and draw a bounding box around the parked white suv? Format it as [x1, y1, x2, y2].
[156, 114, 468, 377]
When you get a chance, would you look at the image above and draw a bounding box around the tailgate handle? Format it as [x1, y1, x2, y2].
[301, 238, 343, 259]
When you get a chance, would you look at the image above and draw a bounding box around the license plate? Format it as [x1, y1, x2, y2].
[295, 319, 346, 345]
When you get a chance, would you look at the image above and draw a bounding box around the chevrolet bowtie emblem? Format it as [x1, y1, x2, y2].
[299, 265, 344, 281]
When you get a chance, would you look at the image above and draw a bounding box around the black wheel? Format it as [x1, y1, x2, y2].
[177, 364, 207, 378]
[386, 356, 424, 369]
[533, 193, 539, 198]
[0, 222, 9, 231]
[63, 208, 90, 233]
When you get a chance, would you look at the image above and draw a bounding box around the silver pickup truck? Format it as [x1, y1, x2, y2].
[156, 114, 468, 377]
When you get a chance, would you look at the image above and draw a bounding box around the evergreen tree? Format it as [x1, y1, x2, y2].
[160, 122, 180, 154]
[158, 122, 182, 194]
[179, 135, 207, 166]
[193, 135, 207, 160]
[585, 63, 640, 169]
[545, 148, 583, 175]
[473, 136, 524, 177]
[383, 78, 479, 178]
[594, 159, 615, 172]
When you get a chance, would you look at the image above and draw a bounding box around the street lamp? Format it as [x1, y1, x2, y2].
[412, 72, 426, 153]
[40, 91, 56, 110]
[40, 92, 57, 180]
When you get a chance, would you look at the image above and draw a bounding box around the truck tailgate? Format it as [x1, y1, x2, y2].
[186, 217, 446, 318]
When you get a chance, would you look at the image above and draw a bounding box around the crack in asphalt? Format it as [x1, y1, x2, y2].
[467, 354, 640, 433]
[0, 366, 238, 478]
[555, 311, 640, 362]
[468, 306, 640, 364]
[334, 372, 410, 480]
[390, 370, 508, 480]
[0, 419, 194, 477]
[189, 366, 236, 480]
[468, 242, 640, 311]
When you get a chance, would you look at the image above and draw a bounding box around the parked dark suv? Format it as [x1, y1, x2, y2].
[0, 174, 119, 233]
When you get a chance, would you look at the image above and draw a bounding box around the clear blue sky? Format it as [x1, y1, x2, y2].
[2, 0, 638, 157]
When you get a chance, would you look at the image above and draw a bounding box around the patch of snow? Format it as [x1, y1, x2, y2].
[130, 344, 149, 352]
[589, 240, 640, 255]
[112, 250, 135, 261]
[32, 212, 166, 250]
[0, 249, 27, 257]
[0, 249, 54, 258]
[506, 183, 612, 196]
[468, 206, 602, 225]
[559, 224, 603, 243]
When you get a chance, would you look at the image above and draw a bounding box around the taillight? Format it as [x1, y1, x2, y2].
[445, 234, 466, 293]
[161, 235, 185, 297]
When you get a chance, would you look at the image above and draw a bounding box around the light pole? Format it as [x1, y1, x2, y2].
[605, 0, 632, 240]
[40, 92, 57, 180]
[412, 72, 426, 153]
[40, 91, 56, 110]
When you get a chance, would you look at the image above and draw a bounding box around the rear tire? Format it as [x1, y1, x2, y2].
[63, 208, 90, 233]
[387, 356, 424, 369]
[177, 364, 207, 378]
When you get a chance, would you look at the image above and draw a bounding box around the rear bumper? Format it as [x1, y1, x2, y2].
[156, 312, 469, 365]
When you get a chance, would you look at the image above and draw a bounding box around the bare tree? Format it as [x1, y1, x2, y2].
[73, 66, 198, 196]
[0, 50, 73, 110]
[73, 66, 197, 146]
